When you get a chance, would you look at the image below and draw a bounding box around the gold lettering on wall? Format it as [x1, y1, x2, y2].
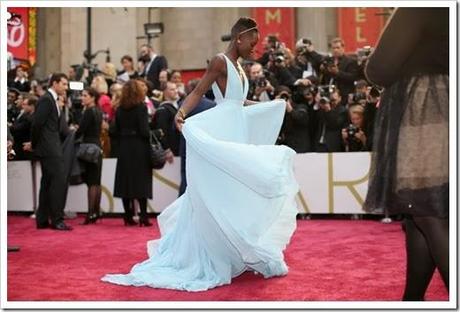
[356, 27, 367, 42]
[100, 185, 115, 213]
[355, 8, 367, 22]
[265, 9, 281, 24]
[153, 171, 179, 190]
[297, 191, 311, 213]
[328, 154, 370, 213]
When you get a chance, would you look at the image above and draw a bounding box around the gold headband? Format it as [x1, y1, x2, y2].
[238, 26, 258, 36]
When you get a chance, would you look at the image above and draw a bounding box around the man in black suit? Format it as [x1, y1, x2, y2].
[24, 73, 72, 231]
[320, 38, 359, 105]
[10, 95, 36, 160]
[276, 86, 312, 153]
[139, 44, 168, 90]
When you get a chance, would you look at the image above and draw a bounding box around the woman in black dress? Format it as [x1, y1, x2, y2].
[75, 87, 103, 224]
[364, 8, 449, 300]
[113, 79, 153, 226]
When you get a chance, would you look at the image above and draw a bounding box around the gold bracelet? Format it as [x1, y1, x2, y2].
[178, 108, 187, 118]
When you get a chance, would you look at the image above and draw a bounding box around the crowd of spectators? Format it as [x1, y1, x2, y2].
[246, 35, 381, 153]
[7, 35, 381, 165]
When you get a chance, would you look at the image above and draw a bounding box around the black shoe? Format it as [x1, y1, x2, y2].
[123, 216, 138, 226]
[7, 246, 20, 252]
[81, 213, 101, 225]
[51, 222, 73, 231]
[139, 217, 152, 227]
[36, 222, 50, 229]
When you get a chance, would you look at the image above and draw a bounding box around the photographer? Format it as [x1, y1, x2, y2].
[257, 35, 280, 67]
[313, 87, 347, 152]
[277, 86, 312, 153]
[247, 62, 275, 101]
[293, 82, 320, 149]
[363, 85, 381, 150]
[293, 38, 324, 79]
[319, 38, 359, 105]
[267, 43, 319, 89]
[266, 44, 298, 87]
[356, 46, 373, 82]
[342, 104, 368, 152]
[348, 79, 369, 107]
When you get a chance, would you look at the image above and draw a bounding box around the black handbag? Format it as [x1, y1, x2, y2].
[76, 143, 102, 164]
[150, 131, 166, 169]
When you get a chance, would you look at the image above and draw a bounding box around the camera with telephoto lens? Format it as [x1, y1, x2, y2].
[255, 76, 267, 88]
[322, 55, 335, 67]
[346, 124, 360, 139]
[352, 92, 367, 103]
[269, 43, 286, 64]
[318, 85, 335, 104]
[295, 38, 313, 55]
[303, 85, 318, 97]
[278, 91, 291, 102]
[357, 46, 373, 58]
[369, 85, 382, 98]
[292, 84, 318, 104]
[273, 50, 285, 63]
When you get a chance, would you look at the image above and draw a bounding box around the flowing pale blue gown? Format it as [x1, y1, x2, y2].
[101, 54, 299, 292]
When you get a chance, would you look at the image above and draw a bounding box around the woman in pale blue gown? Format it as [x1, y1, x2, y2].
[102, 17, 299, 292]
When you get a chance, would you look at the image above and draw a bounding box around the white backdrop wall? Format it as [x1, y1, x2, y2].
[7, 153, 371, 214]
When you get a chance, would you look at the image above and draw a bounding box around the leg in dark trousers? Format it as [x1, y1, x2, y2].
[36, 159, 51, 227]
[36, 157, 66, 227]
[47, 157, 67, 225]
[413, 216, 449, 288]
[122, 198, 137, 226]
[403, 217, 436, 300]
[138, 198, 152, 227]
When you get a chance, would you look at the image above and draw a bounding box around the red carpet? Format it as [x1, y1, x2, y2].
[7, 215, 448, 301]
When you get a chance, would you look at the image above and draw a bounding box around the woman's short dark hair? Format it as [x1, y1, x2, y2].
[231, 17, 258, 39]
[83, 87, 100, 104]
[119, 80, 145, 109]
[121, 55, 133, 64]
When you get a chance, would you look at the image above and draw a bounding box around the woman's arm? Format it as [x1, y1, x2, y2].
[174, 55, 225, 131]
[244, 99, 259, 106]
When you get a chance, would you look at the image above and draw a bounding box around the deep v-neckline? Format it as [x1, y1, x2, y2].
[223, 53, 245, 94]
